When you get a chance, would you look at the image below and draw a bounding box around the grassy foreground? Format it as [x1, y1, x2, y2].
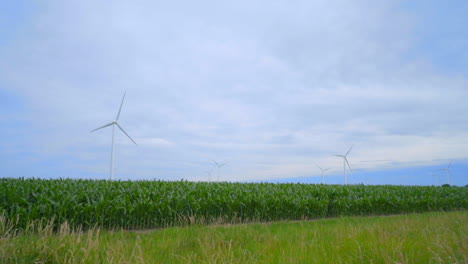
[1, 211, 467, 263]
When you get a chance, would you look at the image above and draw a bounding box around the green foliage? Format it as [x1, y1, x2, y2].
[1, 178, 467, 230]
[2, 212, 467, 263]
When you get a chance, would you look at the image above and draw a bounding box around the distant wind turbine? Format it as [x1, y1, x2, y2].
[315, 163, 331, 184]
[333, 145, 353, 185]
[91, 91, 137, 180]
[430, 171, 440, 186]
[437, 161, 453, 185]
[205, 169, 213, 182]
[212, 160, 226, 181]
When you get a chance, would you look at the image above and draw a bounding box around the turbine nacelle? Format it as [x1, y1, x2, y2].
[212, 160, 226, 168]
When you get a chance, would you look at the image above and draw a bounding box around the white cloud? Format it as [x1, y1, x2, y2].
[138, 137, 174, 147]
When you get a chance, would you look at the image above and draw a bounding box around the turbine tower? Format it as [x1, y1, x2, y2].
[437, 161, 453, 185]
[315, 163, 331, 184]
[333, 145, 353, 185]
[212, 160, 226, 181]
[91, 91, 137, 180]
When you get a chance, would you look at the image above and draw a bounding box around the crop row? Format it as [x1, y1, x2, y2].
[0, 178, 466, 230]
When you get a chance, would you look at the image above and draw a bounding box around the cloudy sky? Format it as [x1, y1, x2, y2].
[1, 0, 467, 185]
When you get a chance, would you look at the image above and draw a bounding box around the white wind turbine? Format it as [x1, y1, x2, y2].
[333, 145, 353, 185]
[91, 91, 137, 180]
[430, 171, 440, 186]
[212, 160, 226, 181]
[437, 161, 453, 185]
[315, 163, 331, 184]
[205, 169, 213, 182]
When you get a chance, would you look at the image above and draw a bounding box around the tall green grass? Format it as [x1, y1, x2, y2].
[1, 211, 467, 263]
[1, 178, 466, 230]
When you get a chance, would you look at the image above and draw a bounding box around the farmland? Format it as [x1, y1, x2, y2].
[1, 178, 466, 230]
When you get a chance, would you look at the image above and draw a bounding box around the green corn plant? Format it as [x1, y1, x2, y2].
[0, 178, 467, 231]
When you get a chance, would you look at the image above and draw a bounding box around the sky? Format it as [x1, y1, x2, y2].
[1, 0, 467, 186]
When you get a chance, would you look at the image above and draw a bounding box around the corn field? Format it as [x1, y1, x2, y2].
[1, 178, 466, 230]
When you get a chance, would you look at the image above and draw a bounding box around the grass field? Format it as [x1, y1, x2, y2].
[1, 211, 467, 263]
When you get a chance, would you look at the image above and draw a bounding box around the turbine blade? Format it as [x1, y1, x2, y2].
[212, 160, 219, 166]
[90, 122, 114, 132]
[116, 91, 127, 121]
[448, 161, 453, 168]
[219, 163, 226, 167]
[333, 155, 344, 157]
[315, 163, 323, 171]
[345, 144, 354, 156]
[324, 168, 331, 172]
[344, 157, 352, 173]
[116, 123, 137, 145]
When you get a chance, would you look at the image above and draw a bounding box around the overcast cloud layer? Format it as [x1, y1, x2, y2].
[1, 0, 467, 183]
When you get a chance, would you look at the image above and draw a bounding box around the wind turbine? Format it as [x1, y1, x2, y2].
[212, 160, 226, 181]
[91, 91, 137, 180]
[430, 171, 440, 186]
[315, 163, 331, 184]
[205, 169, 213, 182]
[333, 145, 353, 185]
[437, 161, 453, 185]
